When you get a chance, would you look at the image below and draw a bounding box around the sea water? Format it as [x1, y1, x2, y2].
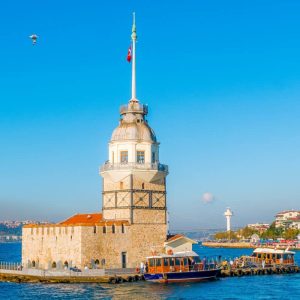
[0, 243, 299, 299]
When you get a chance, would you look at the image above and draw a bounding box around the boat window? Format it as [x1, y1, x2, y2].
[276, 254, 281, 260]
[183, 258, 188, 266]
[170, 258, 174, 266]
[156, 259, 161, 267]
[194, 257, 200, 263]
[283, 254, 288, 260]
[163, 258, 169, 267]
[257, 254, 261, 259]
[272, 254, 276, 259]
[149, 259, 155, 267]
[175, 258, 181, 266]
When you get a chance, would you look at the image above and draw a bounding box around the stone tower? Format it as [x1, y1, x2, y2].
[100, 14, 169, 226]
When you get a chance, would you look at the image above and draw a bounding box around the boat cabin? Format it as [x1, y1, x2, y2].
[146, 251, 207, 274]
[251, 248, 295, 265]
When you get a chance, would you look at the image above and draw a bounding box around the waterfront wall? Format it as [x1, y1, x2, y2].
[202, 242, 254, 248]
[22, 221, 166, 270]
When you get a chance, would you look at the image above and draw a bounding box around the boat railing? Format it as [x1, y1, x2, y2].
[221, 256, 296, 270]
[147, 257, 219, 274]
[100, 162, 168, 173]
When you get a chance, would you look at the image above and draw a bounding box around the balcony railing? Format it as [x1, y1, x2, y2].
[120, 103, 148, 115]
[100, 162, 168, 173]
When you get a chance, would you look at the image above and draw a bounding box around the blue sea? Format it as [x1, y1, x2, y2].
[0, 243, 299, 299]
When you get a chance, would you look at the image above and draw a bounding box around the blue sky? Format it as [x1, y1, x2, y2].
[1, 0, 300, 229]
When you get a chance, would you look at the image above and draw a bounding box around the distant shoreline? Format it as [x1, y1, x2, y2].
[202, 241, 300, 250]
[202, 242, 254, 249]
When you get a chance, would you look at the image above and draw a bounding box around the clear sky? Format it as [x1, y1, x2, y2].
[1, 0, 300, 230]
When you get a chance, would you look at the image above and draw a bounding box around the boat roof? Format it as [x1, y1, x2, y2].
[253, 248, 295, 255]
[146, 251, 199, 259]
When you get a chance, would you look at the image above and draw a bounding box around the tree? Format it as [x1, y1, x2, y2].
[214, 231, 237, 240]
[261, 222, 284, 239]
[283, 228, 300, 240]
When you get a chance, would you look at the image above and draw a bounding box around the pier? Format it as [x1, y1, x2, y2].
[1, 264, 299, 284]
[0, 268, 144, 284]
[220, 265, 299, 277]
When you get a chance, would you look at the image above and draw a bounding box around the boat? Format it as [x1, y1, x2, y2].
[243, 247, 296, 267]
[143, 251, 221, 283]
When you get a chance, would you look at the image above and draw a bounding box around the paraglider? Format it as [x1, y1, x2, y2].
[29, 34, 38, 45]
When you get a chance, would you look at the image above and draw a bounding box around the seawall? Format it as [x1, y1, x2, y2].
[202, 242, 254, 248]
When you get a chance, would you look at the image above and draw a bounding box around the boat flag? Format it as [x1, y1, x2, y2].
[127, 45, 132, 62]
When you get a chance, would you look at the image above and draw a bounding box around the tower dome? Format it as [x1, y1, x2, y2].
[111, 122, 157, 142]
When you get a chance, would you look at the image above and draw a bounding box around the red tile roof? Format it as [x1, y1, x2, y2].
[59, 213, 103, 225]
[23, 213, 130, 228]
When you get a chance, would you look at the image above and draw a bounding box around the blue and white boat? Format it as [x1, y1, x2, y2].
[144, 251, 221, 283]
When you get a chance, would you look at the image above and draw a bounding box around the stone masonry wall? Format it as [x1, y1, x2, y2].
[22, 226, 82, 270]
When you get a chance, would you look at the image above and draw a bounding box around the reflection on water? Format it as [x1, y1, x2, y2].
[0, 243, 300, 299]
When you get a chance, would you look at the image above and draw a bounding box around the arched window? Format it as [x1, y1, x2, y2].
[120, 151, 128, 163]
[103, 226, 106, 234]
[52, 262, 57, 269]
[142, 183, 145, 190]
[32, 260, 36, 268]
[112, 225, 115, 234]
[137, 151, 145, 164]
[152, 152, 156, 163]
[95, 259, 100, 265]
[93, 226, 97, 234]
[121, 224, 125, 234]
[64, 261, 68, 268]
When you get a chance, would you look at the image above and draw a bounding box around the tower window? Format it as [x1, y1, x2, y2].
[112, 225, 115, 234]
[121, 224, 125, 233]
[152, 152, 156, 163]
[137, 151, 145, 164]
[93, 226, 97, 234]
[120, 151, 128, 163]
[120, 181, 124, 189]
[142, 183, 145, 190]
[103, 226, 106, 234]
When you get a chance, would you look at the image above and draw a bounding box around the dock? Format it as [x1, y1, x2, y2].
[0, 270, 144, 284]
[220, 265, 299, 277]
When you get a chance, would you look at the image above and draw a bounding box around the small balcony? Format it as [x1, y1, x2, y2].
[100, 162, 168, 173]
[120, 103, 148, 115]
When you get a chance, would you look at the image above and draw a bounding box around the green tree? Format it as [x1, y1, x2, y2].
[214, 231, 237, 240]
[283, 228, 300, 240]
[261, 222, 284, 239]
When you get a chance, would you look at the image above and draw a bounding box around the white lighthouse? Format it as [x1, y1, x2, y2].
[224, 208, 233, 232]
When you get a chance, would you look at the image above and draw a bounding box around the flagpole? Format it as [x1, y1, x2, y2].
[131, 12, 137, 101]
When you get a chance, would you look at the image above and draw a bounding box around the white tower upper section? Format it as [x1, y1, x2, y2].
[224, 208, 233, 232]
[100, 13, 168, 183]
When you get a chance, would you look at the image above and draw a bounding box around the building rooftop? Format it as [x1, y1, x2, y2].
[59, 213, 103, 225]
[23, 213, 130, 228]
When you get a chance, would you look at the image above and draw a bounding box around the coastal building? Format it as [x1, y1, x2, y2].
[275, 210, 300, 228]
[164, 234, 197, 253]
[247, 223, 269, 233]
[250, 234, 260, 244]
[22, 15, 170, 270]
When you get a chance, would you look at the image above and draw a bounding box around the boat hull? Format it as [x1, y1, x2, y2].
[144, 269, 221, 283]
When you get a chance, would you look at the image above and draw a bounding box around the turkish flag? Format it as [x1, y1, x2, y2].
[127, 46, 132, 62]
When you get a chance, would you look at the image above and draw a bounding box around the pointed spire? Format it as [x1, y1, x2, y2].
[130, 12, 138, 102]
